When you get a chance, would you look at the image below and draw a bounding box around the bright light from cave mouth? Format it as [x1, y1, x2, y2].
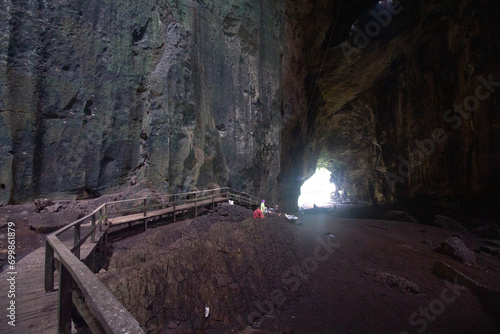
[298, 168, 336, 209]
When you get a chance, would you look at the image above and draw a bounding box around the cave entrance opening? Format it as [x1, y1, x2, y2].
[298, 168, 336, 210]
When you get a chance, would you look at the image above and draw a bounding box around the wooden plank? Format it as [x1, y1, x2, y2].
[91, 214, 96, 243]
[72, 290, 107, 334]
[57, 263, 73, 334]
[54, 204, 106, 237]
[71, 225, 99, 254]
[74, 224, 81, 259]
[104, 196, 149, 206]
[0, 246, 58, 333]
[45, 242, 55, 292]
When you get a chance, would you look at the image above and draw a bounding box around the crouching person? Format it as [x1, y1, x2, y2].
[253, 207, 264, 219]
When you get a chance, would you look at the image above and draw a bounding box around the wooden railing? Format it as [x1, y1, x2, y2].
[45, 187, 259, 333]
[103, 187, 259, 222]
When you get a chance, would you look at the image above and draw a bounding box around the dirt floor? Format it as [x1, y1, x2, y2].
[97, 204, 500, 334]
[277, 213, 500, 334]
[1, 199, 500, 333]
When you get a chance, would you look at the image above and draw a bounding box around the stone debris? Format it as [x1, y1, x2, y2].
[433, 261, 500, 325]
[439, 237, 476, 265]
[34, 198, 54, 212]
[364, 268, 419, 294]
[46, 203, 64, 213]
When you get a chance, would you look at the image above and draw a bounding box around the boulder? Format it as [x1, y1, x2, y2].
[46, 203, 64, 213]
[364, 268, 419, 293]
[34, 198, 54, 212]
[27, 209, 85, 234]
[439, 237, 476, 265]
[433, 215, 466, 232]
[433, 261, 500, 325]
[28, 221, 67, 234]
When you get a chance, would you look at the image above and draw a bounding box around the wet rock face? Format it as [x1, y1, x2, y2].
[99, 206, 303, 333]
[0, 0, 283, 204]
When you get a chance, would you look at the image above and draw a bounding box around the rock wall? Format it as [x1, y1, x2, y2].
[2, 0, 499, 210]
[287, 0, 500, 209]
[0, 0, 283, 205]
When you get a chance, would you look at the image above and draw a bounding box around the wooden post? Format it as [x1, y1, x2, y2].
[74, 224, 81, 259]
[144, 198, 148, 230]
[103, 204, 108, 226]
[195, 193, 198, 218]
[45, 242, 55, 292]
[212, 190, 214, 209]
[99, 208, 103, 232]
[91, 214, 96, 243]
[58, 264, 73, 334]
[173, 195, 176, 222]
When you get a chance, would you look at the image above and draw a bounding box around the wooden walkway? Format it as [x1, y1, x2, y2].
[0, 247, 58, 333]
[0, 240, 100, 333]
[1, 189, 256, 333]
[107, 196, 228, 226]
